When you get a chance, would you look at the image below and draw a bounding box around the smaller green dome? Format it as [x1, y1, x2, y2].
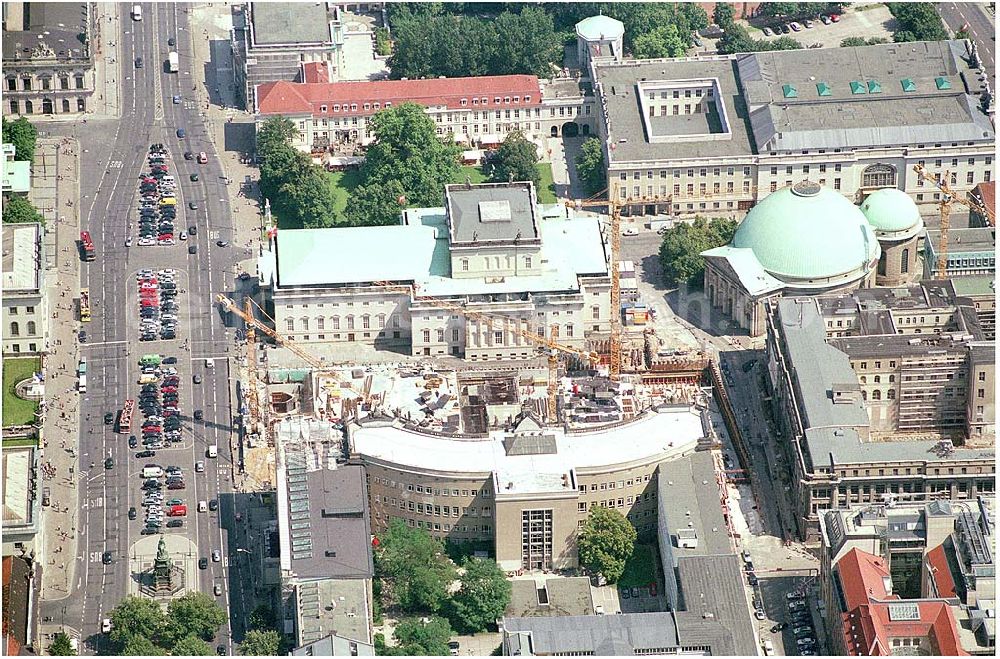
[576, 15, 625, 41]
[860, 189, 921, 234]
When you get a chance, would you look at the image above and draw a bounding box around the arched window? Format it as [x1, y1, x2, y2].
[331, 316, 340, 330]
[862, 163, 896, 188]
[872, 390, 882, 400]
[346, 315, 355, 330]
[861, 390, 867, 401]
[887, 389, 895, 400]
[889, 374, 895, 383]
[901, 248, 910, 274]
[26, 321, 35, 334]
[860, 376, 867, 384]
[286, 318, 294, 332]
[9, 322, 19, 336]
[362, 314, 371, 329]
[316, 317, 325, 331]
[301, 317, 309, 331]
[874, 375, 881, 383]
[378, 314, 386, 329]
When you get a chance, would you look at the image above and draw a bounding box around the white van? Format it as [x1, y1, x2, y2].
[141, 466, 163, 479]
[198, 500, 208, 513]
[205, 358, 215, 369]
[78, 374, 87, 393]
[763, 639, 774, 656]
[207, 445, 218, 458]
[131, 4, 142, 20]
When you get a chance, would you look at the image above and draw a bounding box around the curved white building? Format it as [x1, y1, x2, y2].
[349, 406, 706, 571]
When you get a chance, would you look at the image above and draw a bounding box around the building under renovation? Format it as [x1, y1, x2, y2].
[258, 181, 612, 360]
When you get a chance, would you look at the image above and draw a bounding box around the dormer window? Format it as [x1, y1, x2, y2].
[373, 102, 380, 109]
[320, 104, 327, 112]
[385, 101, 391, 108]
[524, 95, 531, 103]
[363, 103, 371, 110]
[333, 104, 340, 112]
[350, 103, 358, 111]
[472, 98, 479, 105]
[504, 96, 511, 103]
[494, 96, 501, 104]
[460, 98, 468, 106]
[513, 96, 520, 103]
[481, 97, 488, 104]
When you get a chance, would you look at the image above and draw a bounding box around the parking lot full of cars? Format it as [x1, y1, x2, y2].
[760, 11, 840, 47]
[138, 269, 180, 342]
[137, 144, 181, 246]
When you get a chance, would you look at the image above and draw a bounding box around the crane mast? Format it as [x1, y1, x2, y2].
[911, 165, 990, 279]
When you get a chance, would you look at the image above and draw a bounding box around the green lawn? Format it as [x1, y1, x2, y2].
[324, 168, 366, 219]
[536, 162, 557, 204]
[3, 357, 41, 427]
[618, 544, 658, 588]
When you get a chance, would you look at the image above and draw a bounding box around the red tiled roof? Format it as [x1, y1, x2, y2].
[301, 61, 329, 84]
[926, 544, 957, 598]
[972, 181, 995, 225]
[836, 548, 967, 656]
[257, 75, 542, 117]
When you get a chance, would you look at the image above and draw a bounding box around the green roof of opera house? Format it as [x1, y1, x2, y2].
[859, 188, 923, 235]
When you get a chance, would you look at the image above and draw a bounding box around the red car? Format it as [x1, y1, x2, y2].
[162, 410, 178, 418]
[160, 386, 178, 394]
[142, 426, 162, 433]
[139, 291, 159, 299]
[829, 13, 840, 22]
[140, 300, 159, 308]
[167, 482, 185, 490]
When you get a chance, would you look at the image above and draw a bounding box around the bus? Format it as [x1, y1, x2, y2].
[79, 289, 92, 322]
[80, 231, 96, 261]
[168, 51, 179, 73]
[120, 399, 135, 434]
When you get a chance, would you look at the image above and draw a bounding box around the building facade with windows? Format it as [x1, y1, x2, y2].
[591, 40, 994, 217]
[349, 406, 705, 571]
[2, 223, 47, 356]
[257, 182, 613, 359]
[2, 2, 94, 117]
[254, 74, 596, 152]
[764, 295, 995, 541]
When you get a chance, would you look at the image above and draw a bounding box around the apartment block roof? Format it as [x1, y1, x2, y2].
[506, 577, 594, 618]
[249, 2, 334, 47]
[257, 74, 542, 117]
[503, 612, 682, 655]
[1, 2, 90, 63]
[835, 548, 966, 656]
[446, 182, 540, 246]
[926, 227, 997, 256]
[593, 40, 992, 164]
[1, 223, 42, 293]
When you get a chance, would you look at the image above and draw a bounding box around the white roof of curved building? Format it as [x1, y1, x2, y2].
[351, 407, 704, 494]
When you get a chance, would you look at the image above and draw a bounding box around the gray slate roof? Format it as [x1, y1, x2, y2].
[249, 2, 333, 46]
[445, 182, 541, 245]
[503, 612, 680, 655]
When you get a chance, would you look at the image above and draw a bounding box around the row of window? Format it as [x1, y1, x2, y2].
[285, 314, 399, 332]
[9, 98, 86, 115]
[370, 475, 492, 499]
[394, 515, 492, 534]
[381, 497, 493, 518]
[7, 321, 38, 336]
[7, 306, 36, 315]
[647, 88, 708, 100]
[577, 493, 654, 511]
[7, 75, 87, 91]
[578, 474, 653, 492]
[315, 93, 538, 116]
[620, 166, 754, 181]
[6, 343, 39, 353]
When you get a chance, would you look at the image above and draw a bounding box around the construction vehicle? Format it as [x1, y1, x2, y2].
[912, 165, 991, 279]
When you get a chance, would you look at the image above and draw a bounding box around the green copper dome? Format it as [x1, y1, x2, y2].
[575, 15, 625, 41]
[859, 188, 922, 234]
[732, 181, 879, 281]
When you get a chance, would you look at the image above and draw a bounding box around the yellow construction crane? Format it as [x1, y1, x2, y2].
[567, 185, 673, 380]
[372, 281, 599, 423]
[217, 294, 329, 370]
[912, 165, 991, 279]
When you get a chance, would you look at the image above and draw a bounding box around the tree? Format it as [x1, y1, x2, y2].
[360, 103, 461, 211]
[2, 195, 45, 225]
[713, 2, 736, 29]
[282, 167, 340, 229]
[841, 36, 888, 47]
[374, 27, 392, 56]
[2, 117, 38, 162]
[577, 507, 637, 584]
[345, 179, 407, 227]
[120, 636, 165, 656]
[717, 23, 756, 54]
[393, 616, 454, 656]
[374, 519, 457, 613]
[240, 629, 282, 656]
[768, 36, 804, 51]
[165, 592, 228, 643]
[491, 7, 561, 78]
[487, 131, 540, 190]
[108, 596, 166, 649]
[172, 635, 215, 656]
[632, 24, 688, 59]
[247, 605, 276, 631]
[887, 3, 948, 42]
[48, 632, 76, 656]
[657, 216, 737, 286]
[450, 557, 512, 633]
[574, 137, 606, 196]
[256, 116, 298, 162]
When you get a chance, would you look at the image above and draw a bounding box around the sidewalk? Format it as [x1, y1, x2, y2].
[36, 137, 84, 608]
[91, 2, 123, 119]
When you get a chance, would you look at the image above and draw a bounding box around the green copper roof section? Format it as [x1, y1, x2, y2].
[816, 82, 832, 96]
[935, 76, 952, 90]
[901, 78, 916, 92]
[782, 84, 798, 98]
[850, 81, 867, 95]
[731, 181, 879, 280]
[859, 188, 921, 233]
[867, 80, 882, 93]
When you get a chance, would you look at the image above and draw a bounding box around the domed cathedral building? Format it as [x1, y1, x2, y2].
[702, 180, 884, 336]
[859, 188, 924, 287]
